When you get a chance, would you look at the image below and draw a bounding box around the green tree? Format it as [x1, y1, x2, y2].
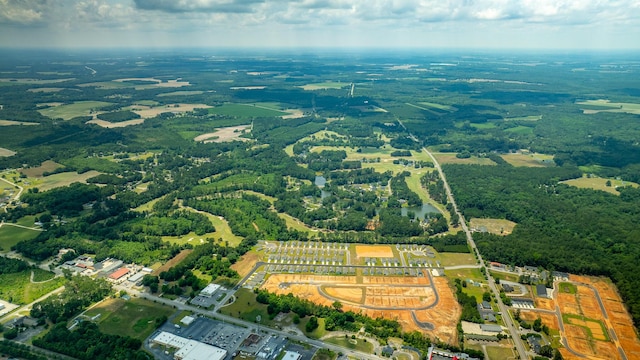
[306, 316, 319, 332]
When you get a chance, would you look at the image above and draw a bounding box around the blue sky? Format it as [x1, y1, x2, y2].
[1, 0, 639, 49]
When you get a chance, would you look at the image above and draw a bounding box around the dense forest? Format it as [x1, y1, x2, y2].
[445, 163, 640, 326]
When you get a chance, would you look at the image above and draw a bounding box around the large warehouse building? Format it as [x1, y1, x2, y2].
[153, 331, 227, 360]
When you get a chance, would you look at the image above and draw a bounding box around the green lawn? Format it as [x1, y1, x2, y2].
[0, 270, 64, 304]
[0, 225, 41, 251]
[485, 345, 515, 360]
[559, 282, 577, 294]
[38, 101, 112, 120]
[84, 298, 175, 340]
[208, 104, 287, 117]
[222, 288, 271, 324]
[324, 336, 374, 354]
[436, 252, 476, 267]
[299, 317, 326, 339]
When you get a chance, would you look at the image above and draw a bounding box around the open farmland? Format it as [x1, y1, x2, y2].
[38, 101, 112, 120]
[0, 224, 41, 251]
[34, 170, 101, 191]
[0, 147, 16, 157]
[208, 103, 287, 117]
[577, 99, 640, 115]
[20, 160, 63, 177]
[300, 82, 348, 90]
[194, 125, 252, 143]
[469, 218, 517, 236]
[430, 152, 497, 165]
[561, 175, 638, 195]
[0, 120, 39, 126]
[500, 153, 555, 167]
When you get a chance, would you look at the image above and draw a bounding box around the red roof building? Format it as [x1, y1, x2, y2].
[108, 267, 130, 280]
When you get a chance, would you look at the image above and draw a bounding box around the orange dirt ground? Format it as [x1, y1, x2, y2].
[260, 274, 460, 345]
[355, 245, 394, 258]
[153, 249, 192, 275]
[534, 297, 556, 311]
[230, 251, 260, 278]
[556, 275, 640, 360]
[519, 310, 559, 330]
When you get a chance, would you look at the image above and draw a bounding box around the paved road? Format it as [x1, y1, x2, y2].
[418, 143, 529, 360]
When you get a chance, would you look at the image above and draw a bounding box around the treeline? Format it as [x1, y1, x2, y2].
[30, 277, 112, 324]
[254, 289, 434, 352]
[96, 110, 141, 122]
[390, 171, 422, 207]
[0, 257, 31, 274]
[454, 279, 483, 323]
[33, 322, 150, 360]
[0, 341, 48, 360]
[427, 232, 469, 253]
[445, 163, 640, 326]
[329, 168, 393, 186]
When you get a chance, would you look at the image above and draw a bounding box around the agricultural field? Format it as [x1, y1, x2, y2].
[300, 82, 348, 90]
[208, 103, 287, 117]
[430, 152, 496, 166]
[20, 160, 64, 177]
[82, 297, 175, 340]
[469, 218, 517, 236]
[561, 175, 638, 195]
[0, 269, 65, 304]
[194, 125, 252, 143]
[500, 153, 555, 167]
[0, 147, 16, 157]
[577, 99, 640, 115]
[32, 170, 101, 191]
[0, 120, 39, 126]
[38, 101, 112, 120]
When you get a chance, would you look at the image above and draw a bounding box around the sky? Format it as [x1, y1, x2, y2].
[1, 0, 639, 50]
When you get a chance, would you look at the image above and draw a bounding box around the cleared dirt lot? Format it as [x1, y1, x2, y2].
[261, 273, 460, 344]
[194, 125, 252, 143]
[355, 245, 394, 258]
[556, 275, 640, 360]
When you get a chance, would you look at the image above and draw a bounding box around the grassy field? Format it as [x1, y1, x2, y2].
[0, 224, 41, 251]
[300, 82, 348, 90]
[208, 104, 287, 117]
[417, 101, 455, 111]
[561, 175, 638, 195]
[501, 153, 555, 167]
[469, 218, 517, 236]
[157, 90, 204, 97]
[559, 282, 578, 294]
[0, 147, 16, 157]
[221, 288, 271, 324]
[445, 268, 485, 282]
[83, 298, 175, 340]
[577, 99, 640, 115]
[485, 345, 516, 360]
[0, 270, 65, 304]
[299, 317, 327, 339]
[278, 212, 318, 234]
[431, 152, 496, 166]
[0, 120, 39, 126]
[21, 160, 64, 177]
[38, 101, 112, 120]
[436, 252, 476, 267]
[35, 171, 101, 191]
[504, 115, 543, 121]
[490, 271, 519, 283]
[323, 336, 374, 353]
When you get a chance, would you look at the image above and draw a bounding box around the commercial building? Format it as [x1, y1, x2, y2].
[108, 267, 130, 280]
[152, 331, 227, 360]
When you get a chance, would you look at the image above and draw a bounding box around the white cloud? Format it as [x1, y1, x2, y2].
[0, 0, 639, 49]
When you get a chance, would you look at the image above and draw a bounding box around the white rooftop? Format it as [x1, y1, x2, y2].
[153, 331, 190, 348]
[283, 351, 301, 360]
[181, 315, 195, 325]
[175, 340, 227, 360]
[200, 283, 221, 297]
